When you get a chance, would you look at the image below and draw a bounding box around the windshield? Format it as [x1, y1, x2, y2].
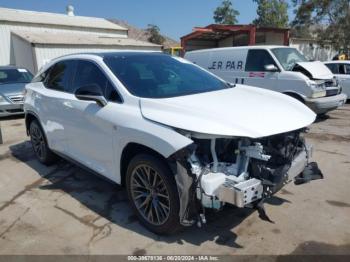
[271, 48, 308, 71]
[0, 68, 33, 85]
[103, 53, 228, 98]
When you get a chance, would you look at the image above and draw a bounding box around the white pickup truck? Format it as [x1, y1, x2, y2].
[185, 46, 347, 115]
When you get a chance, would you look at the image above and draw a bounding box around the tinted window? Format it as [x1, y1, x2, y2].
[45, 61, 75, 91]
[337, 64, 350, 75]
[72, 60, 121, 102]
[325, 63, 339, 74]
[339, 64, 346, 74]
[0, 68, 33, 84]
[103, 53, 228, 98]
[245, 50, 277, 71]
[344, 64, 350, 74]
[32, 68, 49, 83]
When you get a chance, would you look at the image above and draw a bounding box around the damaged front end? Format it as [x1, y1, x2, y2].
[168, 129, 323, 227]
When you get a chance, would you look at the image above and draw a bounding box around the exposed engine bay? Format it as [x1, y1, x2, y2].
[168, 129, 323, 227]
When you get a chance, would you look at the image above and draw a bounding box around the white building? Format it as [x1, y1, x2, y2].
[290, 37, 337, 62]
[0, 6, 161, 73]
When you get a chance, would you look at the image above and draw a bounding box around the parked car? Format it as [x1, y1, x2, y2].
[324, 61, 350, 99]
[185, 46, 347, 115]
[24, 52, 322, 234]
[0, 66, 33, 117]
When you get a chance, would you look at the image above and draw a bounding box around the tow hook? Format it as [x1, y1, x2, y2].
[294, 162, 323, 185]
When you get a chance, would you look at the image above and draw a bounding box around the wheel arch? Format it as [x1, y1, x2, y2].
[283, 91, 305, 103]
[120, 142, 170, 186]
[25, 111, 40, 135]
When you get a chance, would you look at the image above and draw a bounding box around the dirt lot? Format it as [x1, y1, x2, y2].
[0, 105, 349, 256]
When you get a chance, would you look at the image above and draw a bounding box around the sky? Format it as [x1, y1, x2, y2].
[0, 0, 295, 41]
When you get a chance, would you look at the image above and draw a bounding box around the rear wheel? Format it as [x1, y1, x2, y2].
[126, 154, 181, 234]
[29, 120, 57, 165]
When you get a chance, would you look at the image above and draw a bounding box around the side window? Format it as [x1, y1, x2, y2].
[72, 60, 122, 102]
[245, 50, 277, 71]
[32, 68, 50, 83]
[45, 61, 75, 91]
[344, 64, 350, 75]
[325, 63, 339, 74]
[339, 64, 346, 74]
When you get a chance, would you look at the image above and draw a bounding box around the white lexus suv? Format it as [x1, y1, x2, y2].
[24, 52, 322, 234]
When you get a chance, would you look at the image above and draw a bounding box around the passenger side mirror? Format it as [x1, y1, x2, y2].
[75, 84, 107, 107]
[264, 64, 279, 72]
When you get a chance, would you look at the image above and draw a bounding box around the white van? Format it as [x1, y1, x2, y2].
[185, 46, 347, 114]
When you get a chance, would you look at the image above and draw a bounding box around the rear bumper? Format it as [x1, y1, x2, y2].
[0, 104, 24, 117]
[305, 93, 347, 114]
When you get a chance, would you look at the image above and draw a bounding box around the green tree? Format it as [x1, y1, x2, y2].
[146, 24, 165, 45]
[253, 0, 289, 28]
[291, 0, 350, 52]
[213, 0, 240, 24]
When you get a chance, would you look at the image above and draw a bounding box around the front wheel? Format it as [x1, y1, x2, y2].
[126, 154, 181, 235]
[29, 120, 57, 165]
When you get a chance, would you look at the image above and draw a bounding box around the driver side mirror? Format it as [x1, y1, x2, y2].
[264, 64, 279, 72]
[75, 84, 107, 107]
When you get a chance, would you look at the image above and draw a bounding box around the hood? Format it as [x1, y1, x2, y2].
[0, 82, 26, 96]
[140, 86, 316, 138]
[295, 61, 333, 80]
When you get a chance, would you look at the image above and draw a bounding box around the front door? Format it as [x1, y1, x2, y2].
[62, 60, 120, 181]
[244, 49, 279, 90]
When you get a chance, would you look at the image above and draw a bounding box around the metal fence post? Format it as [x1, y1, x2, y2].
[0, 122, 3, 144]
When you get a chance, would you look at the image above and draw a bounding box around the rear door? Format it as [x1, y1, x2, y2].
[244, 49, 279, 90]
[38, 60, 76, 153]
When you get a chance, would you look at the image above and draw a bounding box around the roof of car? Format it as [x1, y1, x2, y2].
[324, 60, 350, 64]
[53, 51, 164, 60]
[0, 65, 26, 70]
[186, 45, 292, 54]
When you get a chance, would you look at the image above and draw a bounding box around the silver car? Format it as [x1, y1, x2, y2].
[324, 61, 350, 99]
[0, 66, 33, 117]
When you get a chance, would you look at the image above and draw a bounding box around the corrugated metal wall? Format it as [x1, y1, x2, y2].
[34, 44, 160, 72]
[11, 34, 35, 73]
[0, 21, 128, 66]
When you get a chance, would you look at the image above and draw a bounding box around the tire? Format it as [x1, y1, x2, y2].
[126, 154, 182, 235]
[29, 119, 57, 165]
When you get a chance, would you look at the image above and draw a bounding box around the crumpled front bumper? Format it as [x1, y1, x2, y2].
[216, 144, 313, 208]
[305, 93, 347, 114]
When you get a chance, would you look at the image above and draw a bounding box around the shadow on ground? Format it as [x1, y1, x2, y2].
[6, 141, 289, 249]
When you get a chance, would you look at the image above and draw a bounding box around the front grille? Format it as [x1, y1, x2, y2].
[7, 95, 24, 104]
[5, 109, 23, 113]
[326, 89, 339, 97]
[325, 80, 336, 87]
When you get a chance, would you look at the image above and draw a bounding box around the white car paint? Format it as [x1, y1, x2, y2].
[24, 51, 322, 232]
[141, 85, 315, 138]
[24, 51, 317, 184]
[185, 46, 347, 114]
[296, 61, 334, 80]
[324, 61, 350, 98]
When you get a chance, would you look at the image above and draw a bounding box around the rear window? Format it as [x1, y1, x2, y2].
[0, 68, 33, 85]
